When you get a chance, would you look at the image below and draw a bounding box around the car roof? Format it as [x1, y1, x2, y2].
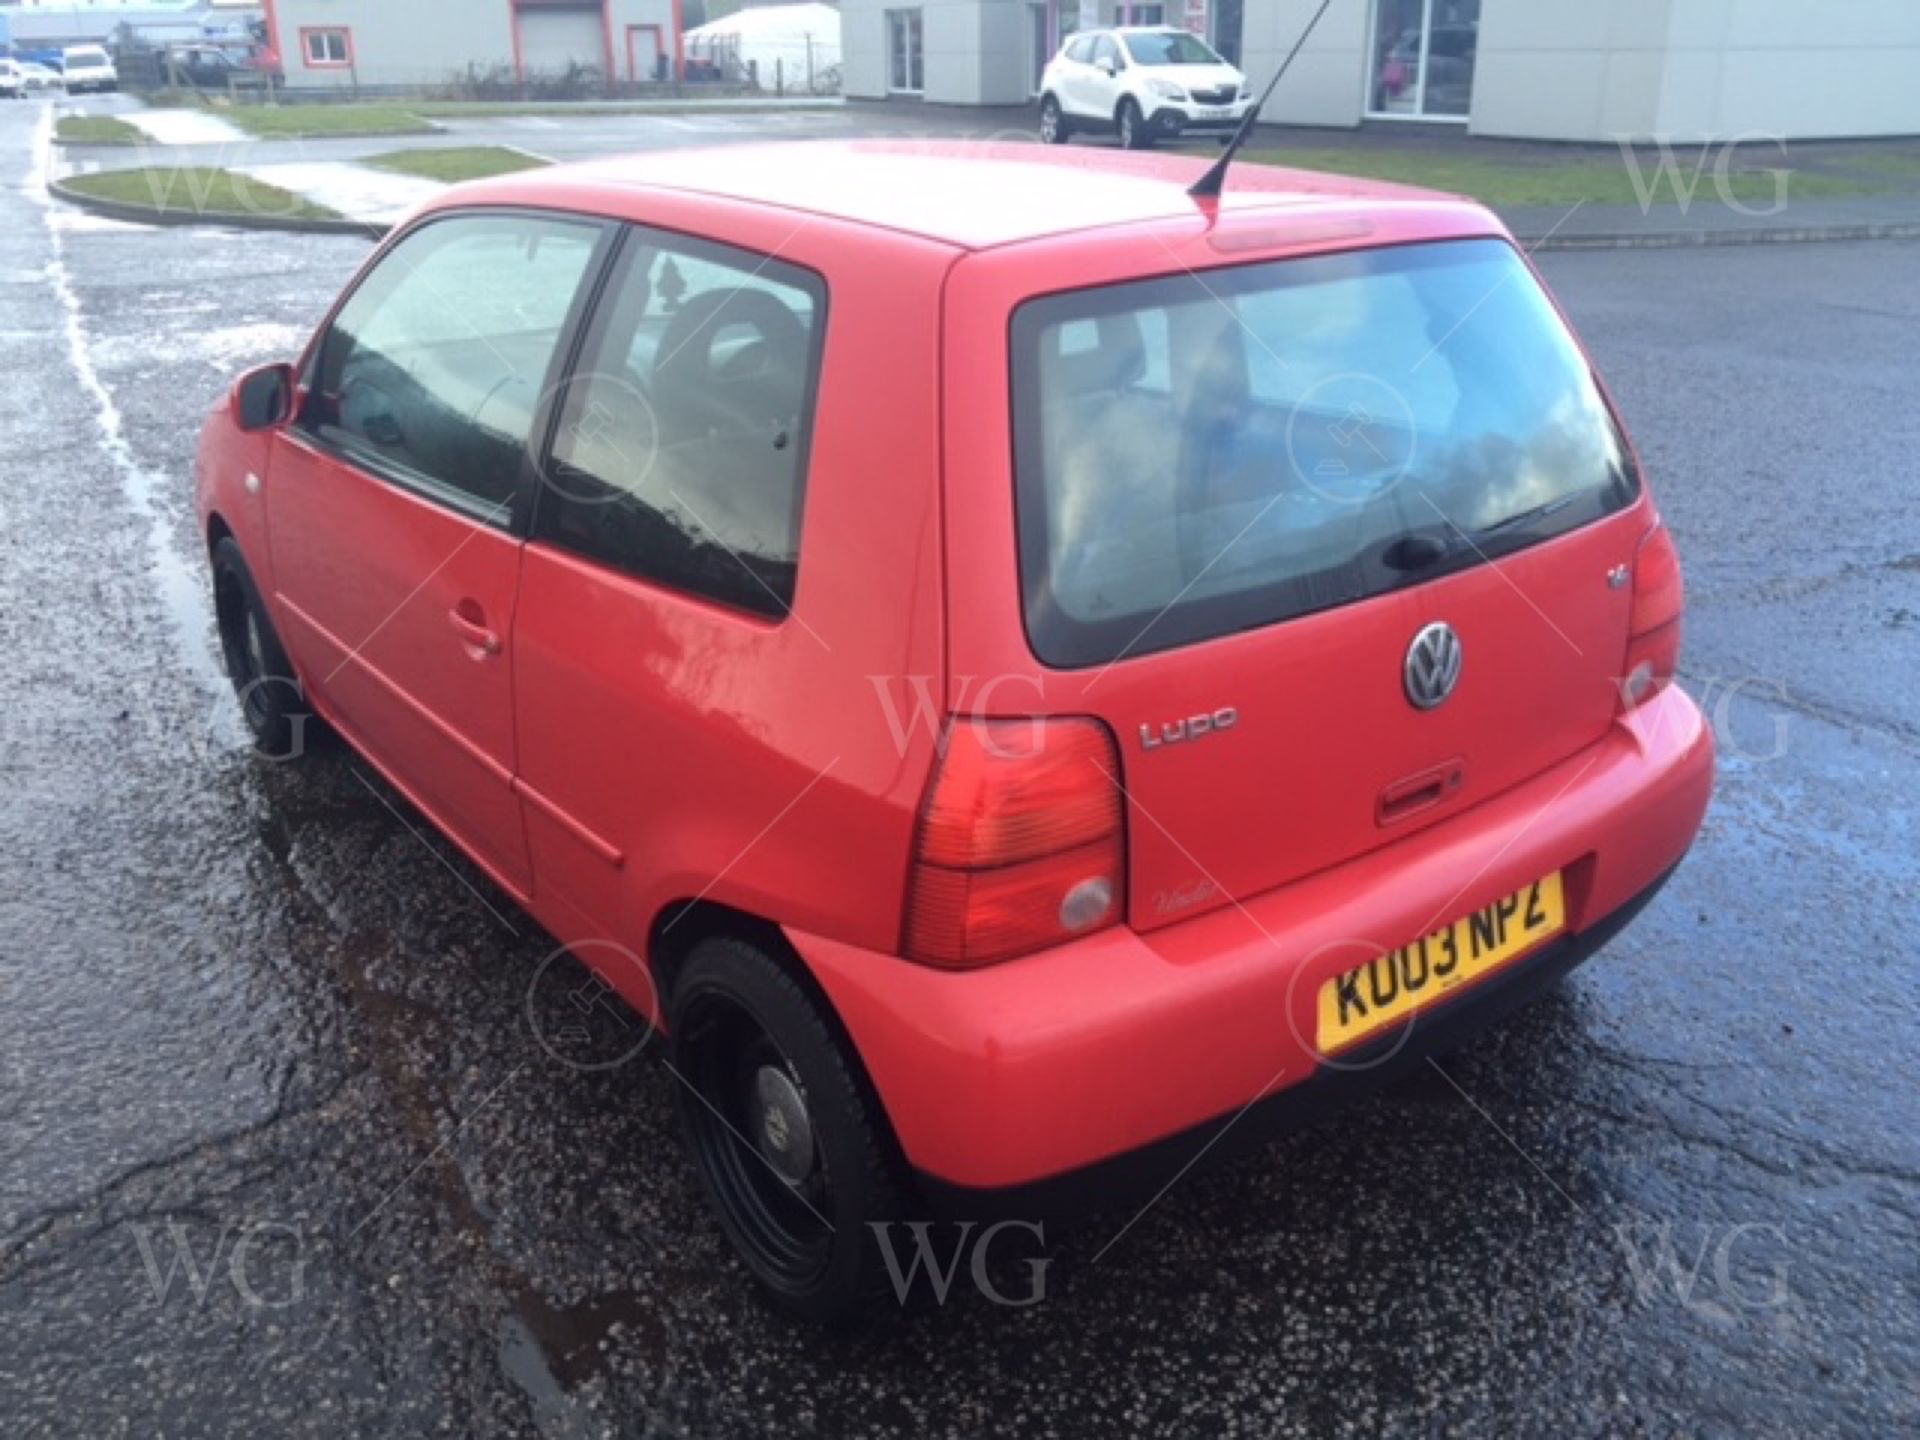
[474, 141, 1482, 252]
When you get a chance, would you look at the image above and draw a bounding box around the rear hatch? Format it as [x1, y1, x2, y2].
[1002, 236, 1647, 929]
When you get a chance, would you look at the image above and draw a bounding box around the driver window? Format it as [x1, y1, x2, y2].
[1094, 36, 1123, 70]
[303, 214, 601, 524]
[540, 227, 825, 618]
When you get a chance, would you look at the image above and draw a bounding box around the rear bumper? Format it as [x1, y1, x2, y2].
[920, 863, 1676, 1218]
[790, 685, 1714, 1201]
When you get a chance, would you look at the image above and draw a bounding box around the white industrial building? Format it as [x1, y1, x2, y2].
[261, 0, 683, 91]
[838, 0, 1920, 141]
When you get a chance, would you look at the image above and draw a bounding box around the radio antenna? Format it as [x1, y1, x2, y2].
[1189, 0, 1338, 201]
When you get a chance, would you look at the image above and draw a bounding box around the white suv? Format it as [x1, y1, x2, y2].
[1039, 26, 1252, 150]
[61, 45, 119, 95]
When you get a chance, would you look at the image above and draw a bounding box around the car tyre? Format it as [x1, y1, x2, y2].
[1117, 97, 1152, 150]
[1039, 94, 1070, 145]
[211, 536, 317, 759]
[671, 935, 910, 1326]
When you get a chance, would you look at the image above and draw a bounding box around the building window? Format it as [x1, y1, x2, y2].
[887, 9, 924, 94]
[300, 28, 352, 70]
[1367, 0, 1478, 121]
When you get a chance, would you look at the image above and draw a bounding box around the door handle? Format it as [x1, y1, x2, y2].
[448, 606, 501, 656]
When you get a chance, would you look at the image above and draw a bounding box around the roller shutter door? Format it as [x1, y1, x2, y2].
[520, 7, 607, 76]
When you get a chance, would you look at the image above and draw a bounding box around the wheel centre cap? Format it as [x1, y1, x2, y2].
[751, 1063, 815, 1185]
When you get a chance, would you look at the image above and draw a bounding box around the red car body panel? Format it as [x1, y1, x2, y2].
[269, 433, 534, 894]
[792, 684, 1712, 1190]
[195, 143, 1714, 1197]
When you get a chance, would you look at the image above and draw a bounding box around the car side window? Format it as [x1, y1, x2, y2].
[1094, 36, 1123, 70]
[1064, 35, 1095, 63]
[302, 213, 602, 525]
[538, 228, 826, 619]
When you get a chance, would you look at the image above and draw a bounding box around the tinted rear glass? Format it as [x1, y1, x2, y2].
[1010, 238, 1638, 668]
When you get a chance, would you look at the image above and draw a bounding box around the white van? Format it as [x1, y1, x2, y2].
[61, 45, 119, 95]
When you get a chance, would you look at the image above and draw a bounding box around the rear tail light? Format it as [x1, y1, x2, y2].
[1621, 523, 1684, 709]
[904, 718, 1125, 968]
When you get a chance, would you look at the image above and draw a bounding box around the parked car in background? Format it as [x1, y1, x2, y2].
[18, 61, 64, 95]
[1040, 26, 1253, 149]
[196, 141, 1712, 1323]
[0, 60, 24, 100]
[61, 44, 118, 94]
[160, 44, 242, 88]
[161, 41, 282, 90]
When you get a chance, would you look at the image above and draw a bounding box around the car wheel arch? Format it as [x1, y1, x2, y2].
[205, 510, 236, 558]
[646, 898, 909, 1159]
[651, 900, 836, 1038]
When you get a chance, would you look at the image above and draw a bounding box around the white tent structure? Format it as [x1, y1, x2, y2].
[684, 3, 839, 94]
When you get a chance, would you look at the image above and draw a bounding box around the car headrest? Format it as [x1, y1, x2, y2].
[1045, 312, 1147, 397]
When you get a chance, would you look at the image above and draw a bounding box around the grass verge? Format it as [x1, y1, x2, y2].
[361, 145, 551, 183]
[54, 115, 146, 146]
[1234, 146, 1875, 208]
[217, 103, 439, 139]
[61, 167, 342, 222]
[409, 99, 808, 117]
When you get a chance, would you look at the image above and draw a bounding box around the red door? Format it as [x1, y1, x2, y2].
[503, 212, 949, 998]
[267, 436, 532, 896]
[264, 212, 607, 901]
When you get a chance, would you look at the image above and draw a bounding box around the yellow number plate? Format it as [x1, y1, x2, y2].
[1316, 872, 1566, 1055]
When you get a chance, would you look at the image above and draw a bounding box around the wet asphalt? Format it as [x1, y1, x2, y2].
[2, 96, 1918, 1438]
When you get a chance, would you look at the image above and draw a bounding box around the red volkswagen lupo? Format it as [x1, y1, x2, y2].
[197, 143, 1713, 1321]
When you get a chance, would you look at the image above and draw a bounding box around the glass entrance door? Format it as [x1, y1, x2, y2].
[1030, 2, 1049, 95]
[1367, 0, 1478, 121]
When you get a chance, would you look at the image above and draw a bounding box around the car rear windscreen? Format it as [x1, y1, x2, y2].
[1010, 238, 1639, 668]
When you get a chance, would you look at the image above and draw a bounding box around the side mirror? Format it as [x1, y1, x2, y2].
[231, 362, 294, 432]
[1097, 57, 1117, 77]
